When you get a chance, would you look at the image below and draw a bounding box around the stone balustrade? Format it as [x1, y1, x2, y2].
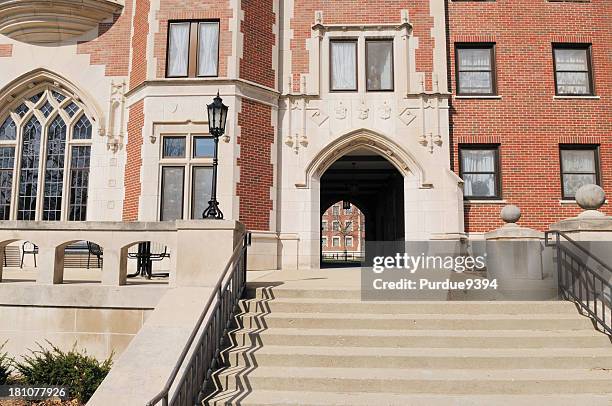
[0, 220, 245, 287]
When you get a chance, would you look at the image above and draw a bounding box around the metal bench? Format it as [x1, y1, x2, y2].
[64, 241, 103, 269]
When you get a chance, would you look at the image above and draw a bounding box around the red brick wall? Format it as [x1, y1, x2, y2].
[290, 1, 434, 92]
[129, 0, 151, 89]
[236, 99, 275, 230]
[77, 0, 133, 77]
[240, 0, 276, 88]
[0, 44, 12, 57]
[153, 1, 232, 79]
[122, 100, 145, 221]
[448, 0, 612, 232]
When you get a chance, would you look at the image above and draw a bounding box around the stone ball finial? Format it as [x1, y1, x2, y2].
[575, 184, 605, 211]
[501, 205, 521, 224]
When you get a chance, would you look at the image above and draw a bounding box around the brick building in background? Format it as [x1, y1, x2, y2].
[447, 0, 611, 234]
[0, 0, 609, 269]
[321, 202, 365, 261]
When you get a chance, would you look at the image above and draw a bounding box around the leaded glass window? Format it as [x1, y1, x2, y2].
[18, 117, 42, 220]
[73, 115, 92, 140]
[0, 87, 93, 220]
[0, 147, 15, 220]
[42, 116, 67, 221]
[0, 117, 16, 140]
[69, 146, 91, 221]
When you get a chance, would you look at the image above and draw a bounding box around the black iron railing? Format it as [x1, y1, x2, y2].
[545, 230, 612, 335]
[147, 232, 251, 406]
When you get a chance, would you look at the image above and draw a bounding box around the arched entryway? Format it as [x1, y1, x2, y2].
[319, 148, 405, 267]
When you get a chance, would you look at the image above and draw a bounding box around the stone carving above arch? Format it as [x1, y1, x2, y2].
[297, 128, 426, 189]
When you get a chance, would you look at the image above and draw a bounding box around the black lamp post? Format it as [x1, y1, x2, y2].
[203, 92, 229, 219]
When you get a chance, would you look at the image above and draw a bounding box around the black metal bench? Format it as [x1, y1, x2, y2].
[64, 241, 103, 269]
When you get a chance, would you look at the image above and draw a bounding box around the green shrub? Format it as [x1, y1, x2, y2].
[13, 341, 112, 403]
[0, 341, 10, 385]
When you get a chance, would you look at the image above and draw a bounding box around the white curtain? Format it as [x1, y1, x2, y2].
[331, 42, 356, 90]
[555, 49, 589, 94]
[198, 22, 219, 76]
[458, 48, 492, 93]
[462, 149, 495, 197]
[562, 150, 596, 196]
[167, 23, 190, 77]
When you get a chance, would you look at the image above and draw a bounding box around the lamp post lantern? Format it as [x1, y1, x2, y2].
[203, 92, 229, 219]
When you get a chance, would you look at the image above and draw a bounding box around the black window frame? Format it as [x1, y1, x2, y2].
[329, 39, 358, 92]
[455, 43, 497, 96]
[166, 20, 220, 79]
[559, 144, 601, 200]
[459, 144, 502, 200]
[552, 43, 595, 96]
[365, 38, 395, 92]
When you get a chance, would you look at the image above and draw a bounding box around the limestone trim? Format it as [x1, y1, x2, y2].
[298, 128, 425, 189]
[0, 0, 124, 44]
[0, 69, 105, 134]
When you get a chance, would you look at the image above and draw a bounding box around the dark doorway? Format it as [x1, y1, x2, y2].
[320, 150, 405, 267]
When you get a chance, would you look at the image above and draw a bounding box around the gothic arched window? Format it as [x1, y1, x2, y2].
[0, 87, 93, 221]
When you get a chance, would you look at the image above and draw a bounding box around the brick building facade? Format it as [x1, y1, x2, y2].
[447, 0, 611, 234]
[0, 0, 609, 269]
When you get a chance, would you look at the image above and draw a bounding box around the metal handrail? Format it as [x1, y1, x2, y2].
[147, 231, 251, 406]
[545, 230, 612, 335]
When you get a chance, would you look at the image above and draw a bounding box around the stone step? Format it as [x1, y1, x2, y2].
[230, 327, 611, 348]
[212, 366, 612, 395]
[236, 311, 594, 331]
[245, 287, 363, 300]
[221, 345, 612, 370]
[239, 298, 579, 315]
[204, 390, 612, 406]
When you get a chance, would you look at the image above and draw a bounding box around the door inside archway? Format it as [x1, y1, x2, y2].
[320, 149, 405, 267]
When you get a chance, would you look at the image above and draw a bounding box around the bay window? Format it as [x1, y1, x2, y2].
[166, 21, 220, 78]
[159, 134, 214, 220]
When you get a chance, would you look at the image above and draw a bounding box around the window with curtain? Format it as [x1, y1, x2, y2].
[366, 40, 394, 91]
[456, 44, 496, 95]
[330, 40, 357, 91]
[166, 20, 219, 78]
[554, 44, 593, 96]
[0, 87, 93, 221]
[460, 146, 501, 199]
[560, 146, 600, 199]
[345, 236, 353, 247]
[159, 134, 215, 220]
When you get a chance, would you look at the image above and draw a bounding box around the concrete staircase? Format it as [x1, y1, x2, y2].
[203, 286, 612, 405]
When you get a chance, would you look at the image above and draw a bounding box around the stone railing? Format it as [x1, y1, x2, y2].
[0, 220, 245, 287]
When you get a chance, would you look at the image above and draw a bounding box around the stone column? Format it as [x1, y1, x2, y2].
[484, 205, 555, 299]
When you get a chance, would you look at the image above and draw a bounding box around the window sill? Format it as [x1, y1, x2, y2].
[454, 95, 502, 100]
[464, 199, 507, 204]
[554, 95, 600, 100]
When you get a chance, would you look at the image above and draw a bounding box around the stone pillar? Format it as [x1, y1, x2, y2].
[36, 243, 64, 285]
[101, 246, 128, 286]
[484, 205, 555, 299]
[550, 184, 612, 241]
[174, 220, 246, 287]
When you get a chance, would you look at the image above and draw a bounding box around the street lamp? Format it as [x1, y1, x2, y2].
[203, 92, 229, 219]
